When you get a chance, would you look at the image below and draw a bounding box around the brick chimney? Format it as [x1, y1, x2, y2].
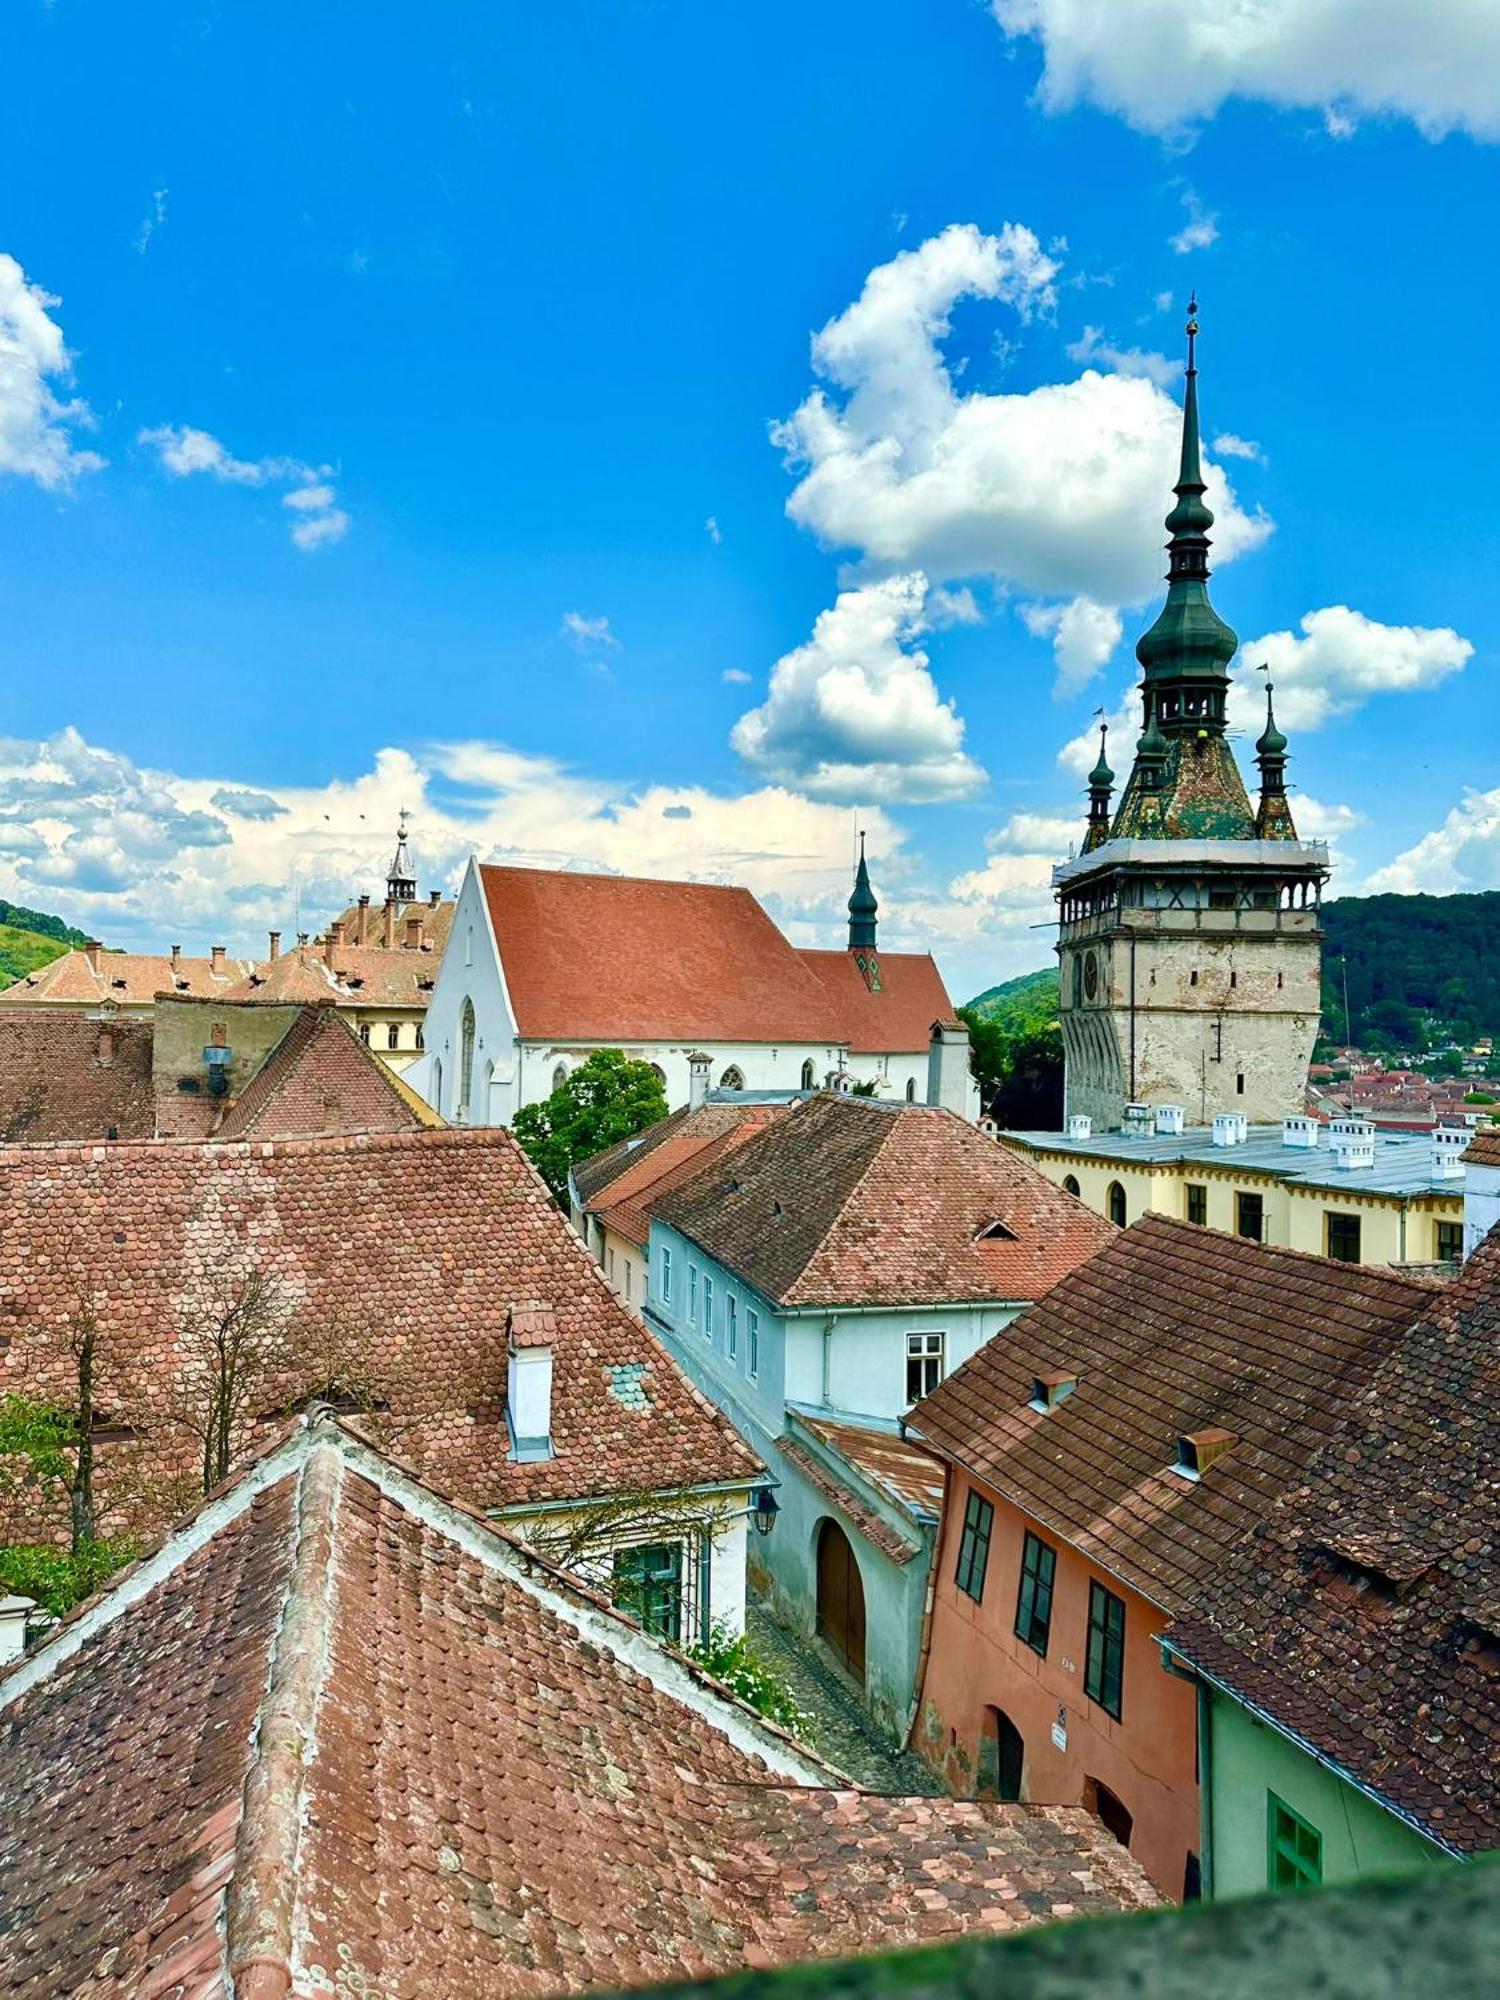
[84, 940, 102, 976]
[171, 944, 182, 973]
[268, 931, 281, 961]
[404, 915, 424, 951]
[210, 945, 226, 973]
[325, 921, 345, 968]
[429, 889, 442, 908]
[357, 894, 371, 947]
[382, 896, 397, 949]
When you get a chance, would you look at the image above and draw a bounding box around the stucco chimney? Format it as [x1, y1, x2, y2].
[687, 1051, 712, 1111]
[325, 922, 344, 967]
[429, 889, 442, 908]
[84, 940, 102, 976]
[0, 1594, 32, 1664]
[405, 915, 424, 951]
[171, 944, 182, 972]
[383, 896, 397, 949]
[1432, 1126, 1470, 1180]
[357, 894, 371, 946]
[507, 1306, 556, 1460]
[926, 1018, 971, 1116]
[211, 945, 226, 973]
[268, 931, 281, 961]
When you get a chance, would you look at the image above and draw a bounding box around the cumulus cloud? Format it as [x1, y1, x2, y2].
[1364, 790, 1500, 895]
[1065, 325, 1178, 387]
[1020, 596, 1123, 694]
[137, 423, 349, 550]
[1228, 605, 1473, 733]
[730, 573, 985, 803]
[0, 254, 105, 489]
[991, 0, 1500, 141]
[209, 787, 288, 820]
[1213, 431, 1264, 463]
[560, 611, 620, 651]
[1169, 189, 1219, 255]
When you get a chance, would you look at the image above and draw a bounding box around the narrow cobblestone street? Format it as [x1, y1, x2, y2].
[747, 1599, 943, 1794]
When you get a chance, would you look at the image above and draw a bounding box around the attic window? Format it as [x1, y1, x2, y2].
[110, 977, 127, 990]
[976, 1219, 1017, 1242]
[1172, 1428, 1236, 1482]
[1029, 1370, 1077, 1413]
[772, 1199, 784, 1217]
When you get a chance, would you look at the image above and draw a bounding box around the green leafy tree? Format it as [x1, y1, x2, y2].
[958, 1006, 1064, 1129]
[514, 1048, 669, 1203]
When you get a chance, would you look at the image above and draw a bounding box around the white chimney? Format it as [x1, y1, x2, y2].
[1122, 1101, 1151, 1135]
[927, 1018, 972, 1116]
[1154, 1104, 1185, 1137]
[507, 1306, 555, 1460]
[1332, 1119, 1376, 1171]
[1212, 1113, 1247, 1148]
[0, 1594, 33, 1664]
[1066, 1113, 1092, 1140]
[1282, 1115, 1319, 1149]
[687, 1050, 712, 1111]
[1432, 1127, 1470, 1180]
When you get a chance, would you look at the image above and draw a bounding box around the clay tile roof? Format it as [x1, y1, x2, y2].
[0, 1127, 757, 1526]
[1462, 1126, 1500, 1167]
[656, 1096, 1115, 1308]
[4, 947, 250, 1007]
[213, 1005, 435, 1140]
[333, 896, 455, 953]
[508, 1303, 557, 1347]
[0, 1418, 1158, 1998]
[796, 949, 956, 1054]
[908, 1214, 1433, 1618]
[1167, 1225, 1500, 1855]
[580, 1100, 794, 1251]
[0, 1009, 155, 1141]
[227, 941, 439, 1011]
[479, 865, 847, 1043]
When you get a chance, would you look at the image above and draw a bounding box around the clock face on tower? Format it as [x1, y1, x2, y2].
[1084, 952, 1099, 1000]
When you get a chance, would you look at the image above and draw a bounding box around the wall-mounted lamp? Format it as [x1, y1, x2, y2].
[752, 1486, 780, 1537]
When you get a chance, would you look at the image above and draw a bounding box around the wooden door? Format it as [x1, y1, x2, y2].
[816, 1519, 866, 1681]
[978, 1708, 1025, 1802]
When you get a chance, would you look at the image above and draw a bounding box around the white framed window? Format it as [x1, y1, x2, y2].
[702, 1275, 714, 1340]
[660, 1245, 673, 1304]
[727, 1294, 738, 1361]
[906, 1331, 945, 1404]
[689, 1265, 698, 1324]
[747, 1309, 759, 1380]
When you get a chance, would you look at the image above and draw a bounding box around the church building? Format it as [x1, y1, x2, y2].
[1054, 303, 1328, 1131]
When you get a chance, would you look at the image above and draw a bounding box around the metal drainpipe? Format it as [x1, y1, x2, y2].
[899, 1450, 949, 1754]
[821, 1315, 835, 1405]
[1128, 929, 1138, 1102]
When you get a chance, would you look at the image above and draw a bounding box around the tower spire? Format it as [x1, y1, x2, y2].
[1254, 672, 1298, 839]
[847, 829, 879, 951]
[386, 809, 417, 905]
[1082, 721, 1115, 852]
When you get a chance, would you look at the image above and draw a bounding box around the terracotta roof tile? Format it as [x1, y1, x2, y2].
[0, 1420, 1158, 1997]
[0, 1128, 757, 1540]
[1462, 1126, 1500, 1167]
[908, 1214, 1433, 1616]
[4, 948, 251, 1007]
[480, 865, 847, 1044]
[797, 949, 956, 1054]
[657, 1096, 1115, 1308]
[214, 1005, 434, 1139]
[0, 1009, 155, 1141]
[1168, 1226, 1500, 1854]
[582, 1101, 792, 1250]
[226, 940, 439, 1011]
[797, 1413, 946, 1522]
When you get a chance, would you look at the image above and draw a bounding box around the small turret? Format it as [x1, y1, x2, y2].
[1254, 677, 1298, 840]
[386, 810, 417, 905]
[1082, 723, 1114, 853]
[847, 831, 878, 952]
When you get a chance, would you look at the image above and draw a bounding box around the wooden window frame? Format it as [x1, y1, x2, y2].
[954, 1489, 995, 1603]
[1084, 1579, 1126, 1720]
[1014, 1530, 1056, 1657]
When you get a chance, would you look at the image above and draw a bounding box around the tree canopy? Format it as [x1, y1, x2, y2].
[513, 1048, 669, 1203]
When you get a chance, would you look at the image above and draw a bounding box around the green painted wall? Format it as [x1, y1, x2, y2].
[1206, 1688, 1453, 1898]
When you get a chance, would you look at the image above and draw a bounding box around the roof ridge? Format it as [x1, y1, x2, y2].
[225, 1439, 343, 2000]
[780, 1099, 907, 1304]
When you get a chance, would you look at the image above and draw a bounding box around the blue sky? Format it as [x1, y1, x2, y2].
[0, 0, 1496, 997]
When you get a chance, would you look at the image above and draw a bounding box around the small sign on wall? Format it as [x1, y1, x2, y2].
[1051, 1707, 1068, 1753]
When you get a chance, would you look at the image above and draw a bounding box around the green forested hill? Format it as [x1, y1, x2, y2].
[0, 902, 88, 990]
[962, 889, 1500, 1055]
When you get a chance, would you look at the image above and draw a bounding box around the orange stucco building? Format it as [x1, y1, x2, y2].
[905, 1214, 1430, 1900]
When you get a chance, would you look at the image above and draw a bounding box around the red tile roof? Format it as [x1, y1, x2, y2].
[907, 1214, 1433, 1617]
[227, 940, 439, 1011]
[1463, 1126, 1500, 1167]
[214, 1005, 436, 1139]
[3, 947, 251, 1007]
[657, 1096, 1115, 1308]
[580, 1100, 792, 1250]
[1167, 1226, 1500, 1855]
[797, 949, 955, 1054]
[479, 865, 848, 1044]
[0, 1128, 757, 1540]
[797, 1412, 946, 1522]
[0, 1009, 155, 1141]
[0, 1415, 1158, 1998]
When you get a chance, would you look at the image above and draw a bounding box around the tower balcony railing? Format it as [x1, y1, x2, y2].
[1057, 903, 1322, 944]
[1052, 837, 1330, 890]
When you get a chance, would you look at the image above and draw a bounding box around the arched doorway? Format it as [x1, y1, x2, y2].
[976, 1707, 1025, 1802]
[815, 1519, 866, 1681]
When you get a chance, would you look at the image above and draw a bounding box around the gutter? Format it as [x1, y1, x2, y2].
[900, 1454, 950, 1754]
[1160, 1641, 1468, 1862]
[486, 1474, 763, 1521]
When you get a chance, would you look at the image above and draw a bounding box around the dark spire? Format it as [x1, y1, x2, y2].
[1082, 722, 1115, 852]
[847, 830, 878, 951]
[386, 810, 417, 905]
[1256, 677, 1288, 766]
[1134, 297, 1238, 733]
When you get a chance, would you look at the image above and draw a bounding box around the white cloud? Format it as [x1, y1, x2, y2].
[135, 189, 168, 256]
[1229, 605, 1473, 733]
[705, 515, 722, 544]
[560, 610, 621, 651]
[1020, 596, 1123, 693]
[1213, 431, 1263, 463]
[0, 254, 105, 489]
[138, 423, 349, 551]
[1065, 325, 1178, 387]
[721, 667, 752, 684]
[731, 573, 985, 803]
[1059, 694, 1136, 777]
[927, 584, 982, 626]
[1364, 790, 1500, 895]
[1169, 189, 1219, 255]
[776, 224, 1267, 608]
[991, 0, 1500, 141]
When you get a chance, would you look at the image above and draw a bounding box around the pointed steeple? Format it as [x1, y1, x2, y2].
[1082, 722, 1115, 852]
[1254, 675, 1298, 840]
[847, 830, 879, 951]
[386, 810, 417, 905]
[1134, 297, 1239, 732]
